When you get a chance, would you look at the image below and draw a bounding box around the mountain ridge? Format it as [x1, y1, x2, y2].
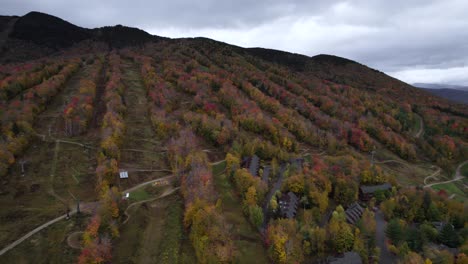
[0, 10, 466, 264]
[413, 82, 468, 90]
[420, 88, 468, 104]
[0, 11, 405, 86]
[1, 11, 467, 112]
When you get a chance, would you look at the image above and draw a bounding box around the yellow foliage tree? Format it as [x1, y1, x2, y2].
[244, 186, 257, 207]
[225, 152, 240, 174]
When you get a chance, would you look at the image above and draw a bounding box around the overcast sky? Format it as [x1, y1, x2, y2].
[3, 0, 468, 85]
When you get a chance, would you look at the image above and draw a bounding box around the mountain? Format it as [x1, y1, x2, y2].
[0, 11, 165, 62]
[9, 11, 92, 48]
[413, 82, 468, 90]
[422, 88, 468, 104]
[413, 83, 468, 104]
[0, 11, 466, 264]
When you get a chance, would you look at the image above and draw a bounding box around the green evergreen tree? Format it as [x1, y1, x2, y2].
[406, 227, 422, 251]
[385, 219, 404, 245]
[427, 203, 441, 221]
[423, 191, 431, 211]
[439, 223, 459, 248]
[249, 205, 264, 228]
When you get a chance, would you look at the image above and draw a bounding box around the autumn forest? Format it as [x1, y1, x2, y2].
[0, 11, 467, 264]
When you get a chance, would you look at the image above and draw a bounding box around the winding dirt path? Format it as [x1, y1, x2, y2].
[415, 114, 424, 138]
[0, 211, 74, 256]
[123, 187, 180, 225]
[424, 160, 468, 188]
[66, 231, 84, 249]
[423, 166, 442, 185]
[0, 201, 99, 256]
[122, 175, 175, 194]
[375, 159, 408, 165]
[375, 158, 445, 186]
[210, 159, 226, 166]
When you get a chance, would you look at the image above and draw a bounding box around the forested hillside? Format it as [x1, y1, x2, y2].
[0, 11, 466, 264]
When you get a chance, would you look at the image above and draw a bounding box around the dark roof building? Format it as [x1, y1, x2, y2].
[329, 252, 362, 264]
[242, 155, 260, 176]
[345, 202, 364, 225]
[289, 157, 304, 172]
[360, 183, 392, 194]
[278, 192, 299, 219]
[359, 183, 391, 201]
[431, 222, 454, 232]
[427, 243, 459, 256]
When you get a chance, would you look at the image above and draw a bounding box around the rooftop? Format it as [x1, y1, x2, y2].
[279, 192, 299, 219]
[242, 155, 260, 177]
[345, 202, 364, 225]
[329, 251, 362, 264]
[360, 183, 391, 194]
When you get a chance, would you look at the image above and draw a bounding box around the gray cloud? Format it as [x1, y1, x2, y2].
[2, 0, 468, 85]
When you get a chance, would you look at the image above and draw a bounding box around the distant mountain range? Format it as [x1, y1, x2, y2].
[413, 83, 468, 90]
[413, 83, 468, 104]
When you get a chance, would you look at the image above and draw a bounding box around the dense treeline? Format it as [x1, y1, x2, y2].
[121, 43, 467, 263]
[168, 129, 235, 263]
[79, 52, 124, 264]
[220, 50, 418, 159]
[225, 152, 267, 228]
[186, 43, 464, 163]
[0, 58, 81, 177]
[1, 36, 466, 263]
[141, 47, 296, 162]
[134, 52, 235, 262]
[380, 189, 467, 262]
[139, 56, 181, 139]
[0, 59, 65, 102]
[95, 52, 126, 187]
[63, 55, 105, 135]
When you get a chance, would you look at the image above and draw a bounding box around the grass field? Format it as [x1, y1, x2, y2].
[212, 161, 268, 263]
[128, 188, 151, 202]
[117, 60, 168, 191]
[431, 182, 468, 203]
[460, 162, 468, 177]
[0, 214, 87, 263]
[127, 183, 169, 203]
[0, 65, 99, 249]
[113, 194, 195, 264]
[110, 61, 195, 263]
[411, 114, 422, 137]
[374, 148, 436, 186]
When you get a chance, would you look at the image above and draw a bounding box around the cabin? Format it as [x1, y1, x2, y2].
[329, 251, 362, 264]
[359, 183, 391, 201]
[431, 222, 455, 232]
[119, 170, 129, 179]
[427, 243, 459, 257]
[289, 157, 304, 172]
[242, 155, 260, 176]
[345, 202, 364, 225]
[432, 222, 445, 232]
[278, 192, 299, 219]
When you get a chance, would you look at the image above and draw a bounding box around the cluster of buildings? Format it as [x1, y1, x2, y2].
[241, 155, 395, 264]
[242, 155, 392, 223]
[242, 156, 304, 219]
